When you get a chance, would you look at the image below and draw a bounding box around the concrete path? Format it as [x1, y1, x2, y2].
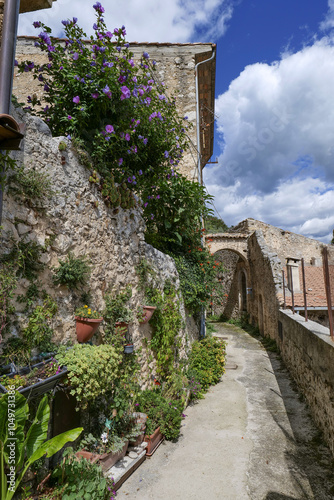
[116, 323, 334, 500]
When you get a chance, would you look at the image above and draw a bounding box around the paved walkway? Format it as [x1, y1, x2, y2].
[117, 323, 334, 500]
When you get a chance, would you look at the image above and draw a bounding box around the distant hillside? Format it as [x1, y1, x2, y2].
[204, 216, 229, 233]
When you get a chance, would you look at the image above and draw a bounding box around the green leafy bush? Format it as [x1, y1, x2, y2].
[0, 265, 17, 338]
[187, 336, 226, 392]
[56, 344, 122, 409]
[52, 252, 90, 289]
[7, 166, 55, 205]
[23, 295, 58, 352]
[48, 448, 115, 500]
[0, 393, 83, 500]
[136, 389, 183, 440]
[1, 239, 45, 280]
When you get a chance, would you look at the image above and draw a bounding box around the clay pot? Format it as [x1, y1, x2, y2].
[76, 440, 129, 472]
[75, 317, 103, 343]
[139, 306, 156, 325]
[144, 427, 164, 456]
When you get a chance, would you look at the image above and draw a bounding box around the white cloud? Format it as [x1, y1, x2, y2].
[320, 0, 334, 31]
[205, 37, 334, 242]
[204, 175, 334, 242]
[18, 0, 233, 43]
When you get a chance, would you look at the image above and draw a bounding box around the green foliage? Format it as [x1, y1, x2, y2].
[23, 295, 57, 352]
[75, 304, 102, 319]
[55, 344, 122, 409]
[161, 370, 189, 408]
[204, 215, 229, 233]
[50, 448, 115, 500]
[95, 172, 137, 210]
[0, 265, 17, 338]
[0, 337, 31, 367]
[136, 389, 183, 440]
[187, 336, 226, 393]
[0, 393, 83, 500]
[0, 152, 16, 192]
[144, 175, 214, 253]
[149, 286, 183, 378]
[103, 286, 133, 327]
[1, 239, 45, 281]
[52, 252, 90, 289]
[7, 166, 54, 205]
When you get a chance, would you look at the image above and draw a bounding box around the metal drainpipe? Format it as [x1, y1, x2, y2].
[0, 0, 21, 225]
[194, 46, 216, 338]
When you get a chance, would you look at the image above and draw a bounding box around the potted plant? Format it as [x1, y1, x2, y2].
[103, 286, 134, 329]
[75, 305, 103, 343]
[76, 424, 129, 472]
[0, 358, 67, 399]
[138, 305, 157, 325]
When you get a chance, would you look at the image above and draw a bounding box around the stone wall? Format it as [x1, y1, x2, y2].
[13, 37, 215, 182]
[0, 105, 199, 384]
[278, 309, 334, 456]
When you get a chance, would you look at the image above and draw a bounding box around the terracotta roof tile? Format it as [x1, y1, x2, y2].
[280, 266, 334, 308]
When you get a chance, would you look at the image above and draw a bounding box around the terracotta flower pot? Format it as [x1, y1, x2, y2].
[139, 305, 156, 325]
[76, 440, 129, 472]
[75, 316, 103, 343]
[144, 426, 164, 456]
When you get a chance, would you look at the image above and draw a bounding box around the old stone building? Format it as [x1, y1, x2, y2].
[207, 218, 329, 337]
[13, 37, 216, 181]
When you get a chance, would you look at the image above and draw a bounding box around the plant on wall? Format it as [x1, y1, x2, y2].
[55, 344, 122, 409]
[23, 295, 58, 353]
[52, 252, 91, 289]
[7, 165, 55, 207]
[0, 265, 17, 341]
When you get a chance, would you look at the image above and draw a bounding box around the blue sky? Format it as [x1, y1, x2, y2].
[18, 0, 334, 242]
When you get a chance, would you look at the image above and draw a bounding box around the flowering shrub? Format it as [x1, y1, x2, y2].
[17, 3, 221, 311]
[75, 304, 102, 319]
[17, 4, 189, 213]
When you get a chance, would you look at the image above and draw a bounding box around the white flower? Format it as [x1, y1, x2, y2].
[101, 432, 108, 444]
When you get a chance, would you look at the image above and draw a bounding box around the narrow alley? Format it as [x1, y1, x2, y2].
[116, 322, 334, 500]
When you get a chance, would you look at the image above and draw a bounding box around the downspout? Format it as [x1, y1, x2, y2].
[0, 0, 21, 224]
[194, 46, 216, 338]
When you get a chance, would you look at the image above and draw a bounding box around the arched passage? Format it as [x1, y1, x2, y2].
[211, 248, 250, 319]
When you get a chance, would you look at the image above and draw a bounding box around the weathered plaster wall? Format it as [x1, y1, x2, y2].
[13, 38, 214, 182]
[0, 106, 199, 384]
[278, 309, 334, 456]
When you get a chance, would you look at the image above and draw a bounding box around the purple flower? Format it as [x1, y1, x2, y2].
[105, 124, 114, 134]
[125, 133, 130, 141]
[73, 95, 80, 104]
[72, 52, 79, 60]
[120, 86, 131, 100]
[143, 52, 149, 59]
[93, 2, 105, 13]
[144, 202, 148, 208]
[118, 158, 123, 165]
[33, 21, 41, 28]
[91, 92, 99, 99]
[44, 83, 50, 92]
[116, 46, 121, 52]
[73, 17, 78, 24]
[151, 214, 154, 219]
[156, 195, 160, 199]
[143, 138, 148, 145]
[127, 177, 132, 183]
[62, 19, 70, 26]
[68, 115, 72, 120]
[103, 85, 112, 98]
[93, 23, 98, 30]
[106, 31, 113, 38]
[139, 170, 143, 175]
[39, 32, 51, 45]
[164, 151, 169, 158]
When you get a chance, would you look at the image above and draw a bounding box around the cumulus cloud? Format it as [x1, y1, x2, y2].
[204, 174, 334, 242]
[18, 0, 233, 43]
[206, 35, 334, 242]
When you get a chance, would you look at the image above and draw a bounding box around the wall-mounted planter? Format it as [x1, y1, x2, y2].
[124, 344, 134, 354]
[0, 359, 67, 399]
[75, 316, 103, 343]
[139, 306, 156, 325]
[144, 427, 164, 457]
[76, 440, 129, 472]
